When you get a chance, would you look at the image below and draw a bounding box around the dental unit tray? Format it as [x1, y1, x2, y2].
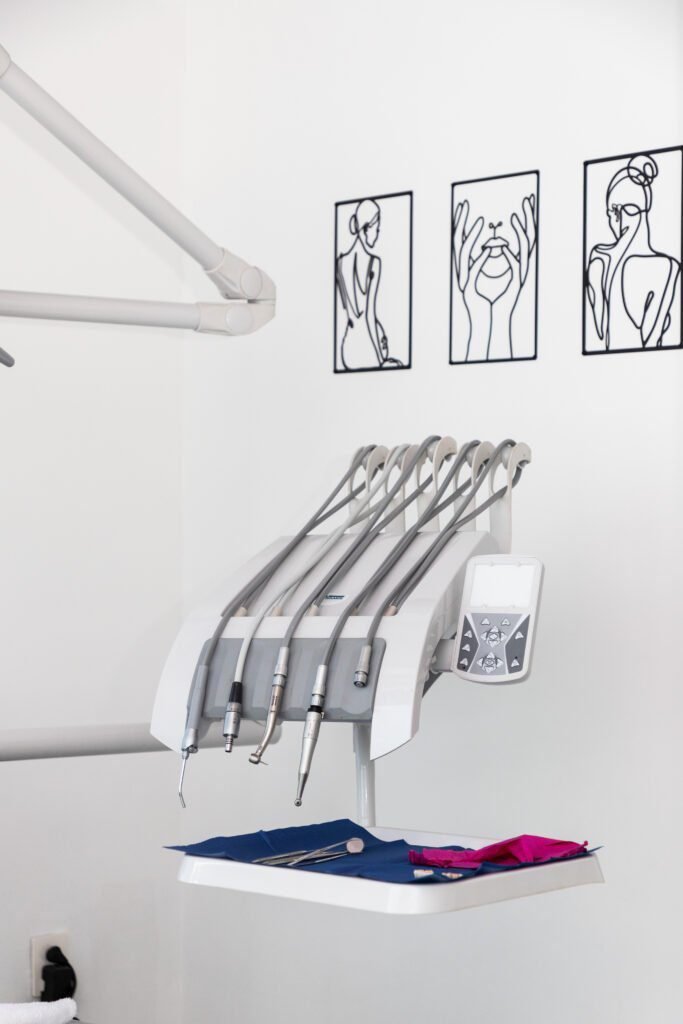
[176, 824, 604, 917]
[151, 437, 604, 914]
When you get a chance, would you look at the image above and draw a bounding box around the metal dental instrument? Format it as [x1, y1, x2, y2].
[177, 446, 375, 804]
[247, 443, 414, 766]
[253, 837, 365, 866]
[178, 754, 188, 809]
[257, 851, 349, 866]
[287, 837, 365, 865]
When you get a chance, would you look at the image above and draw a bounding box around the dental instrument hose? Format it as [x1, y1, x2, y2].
[293, 441, 481, 805]
[177, 445, 374, 805]
[294, 442, 526, 806]
[291, 470, 443, 803]
[249, 437, 442, 768]
[262, 435, 448, 798]
[219, 463, 373, 756]
[359, 441, 516, 664]
[388, 452, 525, 614]
[245, 441, 420, 765]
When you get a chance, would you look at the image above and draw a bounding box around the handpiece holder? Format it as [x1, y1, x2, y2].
[153, 522, 542, 763]
[150, 440, 541, 824]
[0, 42, 275, 363]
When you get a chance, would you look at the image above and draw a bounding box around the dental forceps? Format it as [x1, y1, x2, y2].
[253, 837, 365, 867]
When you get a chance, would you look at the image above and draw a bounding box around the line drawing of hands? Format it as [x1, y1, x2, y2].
[453, 199, 486, 295]
[496, 194, 537, 321]
[452, 200, 491, 347]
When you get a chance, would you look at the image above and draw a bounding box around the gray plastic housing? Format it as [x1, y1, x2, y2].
[198, 638, 387, 723]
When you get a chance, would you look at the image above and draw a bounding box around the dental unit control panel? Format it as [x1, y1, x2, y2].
[152, 436, 543, 817]
[454, 556, 543, 683]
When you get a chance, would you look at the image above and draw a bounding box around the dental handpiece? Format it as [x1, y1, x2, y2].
[294, 665, 327, 806]
[248, 647, 288, 764]
[222, 680, 243, 752]
[178, 664, 209, 807]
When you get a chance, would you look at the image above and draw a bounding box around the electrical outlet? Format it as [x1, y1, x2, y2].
[30, 932, 68, 999]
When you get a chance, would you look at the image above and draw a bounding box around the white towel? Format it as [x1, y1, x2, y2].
[0, 999, 77, 1024]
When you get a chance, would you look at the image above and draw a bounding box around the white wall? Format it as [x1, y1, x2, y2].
[178, 1, 683, 1022]
[0, 4, 188, 1021]
[1, 2, 682, 1023]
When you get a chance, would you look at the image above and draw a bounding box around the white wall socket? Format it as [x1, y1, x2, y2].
[30, 932, 69, 999]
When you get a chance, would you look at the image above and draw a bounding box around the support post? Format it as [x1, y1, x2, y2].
[353, 723, 376, 827]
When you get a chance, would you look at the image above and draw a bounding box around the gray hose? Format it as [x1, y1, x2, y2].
[364, 440, 517, 645]
[180, 444, 376, 752]
[316, 441, 481, 666]
[282, 436, 441, 648]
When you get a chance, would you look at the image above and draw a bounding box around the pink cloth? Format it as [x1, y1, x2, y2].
[408, 834, 588, 870]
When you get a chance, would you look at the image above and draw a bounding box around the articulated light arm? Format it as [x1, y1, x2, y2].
[0, 44, 275, 367]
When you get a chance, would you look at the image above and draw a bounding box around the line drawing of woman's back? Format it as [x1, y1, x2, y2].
[586, 154, 681, 351]
[336, 199, 402, 370]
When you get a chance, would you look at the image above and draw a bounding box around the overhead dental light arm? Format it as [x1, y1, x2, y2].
[0, 43, 275, 366]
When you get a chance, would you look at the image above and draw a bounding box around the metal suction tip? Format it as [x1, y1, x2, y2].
[178, 755, 188, 809]
[0, 347, 14, 368]
[294, 798, 302, 807]
[224, 737, 233, 753]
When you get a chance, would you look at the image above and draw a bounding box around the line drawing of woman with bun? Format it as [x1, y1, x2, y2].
[586, 153, 681, 351]
[335, 198, 404, 370]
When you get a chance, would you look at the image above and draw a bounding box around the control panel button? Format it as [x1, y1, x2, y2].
[505, 615, 530, 674]
[481, 626, 507, 648]
[477, 653, 503, 674]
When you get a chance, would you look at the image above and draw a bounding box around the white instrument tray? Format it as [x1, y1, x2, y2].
[178, 825, 603, 916]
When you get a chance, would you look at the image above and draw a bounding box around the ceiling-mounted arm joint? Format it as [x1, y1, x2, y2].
[205, 249, 276, 303]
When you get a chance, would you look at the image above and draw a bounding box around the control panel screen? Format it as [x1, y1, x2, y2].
[469, 563, 536, 609]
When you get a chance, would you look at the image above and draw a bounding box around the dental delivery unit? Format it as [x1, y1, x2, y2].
[0, 43, 603, 920]
[152, 435, 544, 815]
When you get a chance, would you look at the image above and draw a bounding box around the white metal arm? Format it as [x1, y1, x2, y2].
[0, 43, 275, 366]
